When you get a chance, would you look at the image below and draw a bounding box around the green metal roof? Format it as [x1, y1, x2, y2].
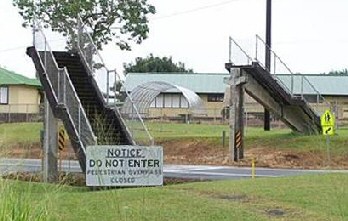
[124, 73, 229, 93]
[0, 67, 41, 88]
[125, 72, 348, 96]
[276, 74, 348, 96]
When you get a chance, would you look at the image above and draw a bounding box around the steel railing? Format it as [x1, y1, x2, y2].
[254, 35, 330, 110]
[228, 35, 331, 113]
[76, 16, 154, 146]
[228, 37, 253, 65]
[34, 23, 97, 153]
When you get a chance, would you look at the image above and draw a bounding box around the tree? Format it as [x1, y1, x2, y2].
[124, 54, 194, 73]
[326, 69, 348, 76]
[13, 0, 156, 50]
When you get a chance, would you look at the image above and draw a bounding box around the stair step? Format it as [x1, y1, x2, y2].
[53, 51, 132, 145]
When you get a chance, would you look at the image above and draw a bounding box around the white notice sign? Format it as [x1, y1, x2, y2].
[86, 145, 163, 186]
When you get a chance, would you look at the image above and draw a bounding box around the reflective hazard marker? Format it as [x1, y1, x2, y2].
[235, 131, 242, 149]
[58, 127, 66, 151]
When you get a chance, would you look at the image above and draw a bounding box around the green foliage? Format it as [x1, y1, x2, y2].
[12, 0, 156, 50]
[124, 54, 194, 73]
[325, 68, 348, 75]
[0, 180, 48, 221]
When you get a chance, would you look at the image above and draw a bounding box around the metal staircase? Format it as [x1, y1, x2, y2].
[226, 35, 330, 134]
[52, 51, 134, 146]
[28, 21, 153, 172]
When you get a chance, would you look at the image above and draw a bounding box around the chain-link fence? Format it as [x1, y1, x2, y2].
[135, 101, 348, 128]
[76, 16, 154, 146]
[33, 22, 97, 152]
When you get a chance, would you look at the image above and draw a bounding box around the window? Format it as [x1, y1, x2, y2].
[0, 86, 8, 104]
[207, 94, 224, 102]
[172, 95, 180, 108]
[302, 95, 324, 103]
[343, 109, 348, 119]
[180, 96, 189, 108]
[164, 94, 172, 108]
[150, 93, 189, 108]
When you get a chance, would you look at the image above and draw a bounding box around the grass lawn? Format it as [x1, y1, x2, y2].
[1, 173, 347, 221]
[0, 122, 42, 146]
[147, 122, 348, 155]
[1, 122, 348, 157]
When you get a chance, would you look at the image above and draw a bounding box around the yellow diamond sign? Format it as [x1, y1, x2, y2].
[320, 110, 335, 136]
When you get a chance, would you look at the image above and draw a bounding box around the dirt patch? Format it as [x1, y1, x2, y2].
[3, 142, 77, 160]
[159, 139, 230, 165]
[267, 208, 286, 217]
[215, 194, 248, 202]
[158, 139, 348, 169]
[2, 139, 348, 169]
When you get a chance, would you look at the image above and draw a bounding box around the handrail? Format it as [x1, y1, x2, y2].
[76, 15, 154, 145]
[254, 34, 330, 110]
[77, 17, 108, 76]
[60, 67, 97, 145]
[255, 34, 294, 94]
[228, 36, 253, 65]
[33, 22, 97, 153]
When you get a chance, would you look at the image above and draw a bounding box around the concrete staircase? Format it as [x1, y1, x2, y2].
[226, 62, 321, 134]
[226, 36, 326, 134]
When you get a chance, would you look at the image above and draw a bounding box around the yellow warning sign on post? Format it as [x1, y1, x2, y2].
[320, 110, 335, 136]
[58, 126, 66, 151]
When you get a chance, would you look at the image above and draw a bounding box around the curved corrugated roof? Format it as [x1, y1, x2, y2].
[121, 81, 205, 116]
[0, 67, 41, 88]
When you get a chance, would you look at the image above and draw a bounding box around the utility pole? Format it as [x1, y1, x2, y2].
[264, 0, 272, 131]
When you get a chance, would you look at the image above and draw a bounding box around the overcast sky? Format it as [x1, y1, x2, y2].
[0, 0, 348, 79]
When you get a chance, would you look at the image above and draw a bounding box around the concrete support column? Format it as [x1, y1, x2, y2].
[43, 97, 58, 183]
[228, 68, 245, 161]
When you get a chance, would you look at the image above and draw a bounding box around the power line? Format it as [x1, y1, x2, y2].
[0, 45, 28, 54]
[152, 0, 243, 21]
[0, 38, 67, 54]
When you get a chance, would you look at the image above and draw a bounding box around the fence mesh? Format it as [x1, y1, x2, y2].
[33, 24, 96, 152]
[76, 16, 153, 146]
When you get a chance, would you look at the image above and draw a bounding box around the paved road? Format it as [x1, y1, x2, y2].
[1, 158, 347, 180]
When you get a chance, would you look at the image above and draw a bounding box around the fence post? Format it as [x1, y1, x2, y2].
[63, 70, 66, 105]
[8, 105, 11, 123]
[26, 104, 29, 122]
[291, 74, 294, 96]
[106, 70, 110, 105]
[222, 130, 226, 148]
[273, 54, 276, 74]
[255, 35, 258, 61]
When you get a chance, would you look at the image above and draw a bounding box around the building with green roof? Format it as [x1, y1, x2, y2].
[0, 67, 42, 121]
[125, 72, 348, 122]
[124, 72, 231, 120]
